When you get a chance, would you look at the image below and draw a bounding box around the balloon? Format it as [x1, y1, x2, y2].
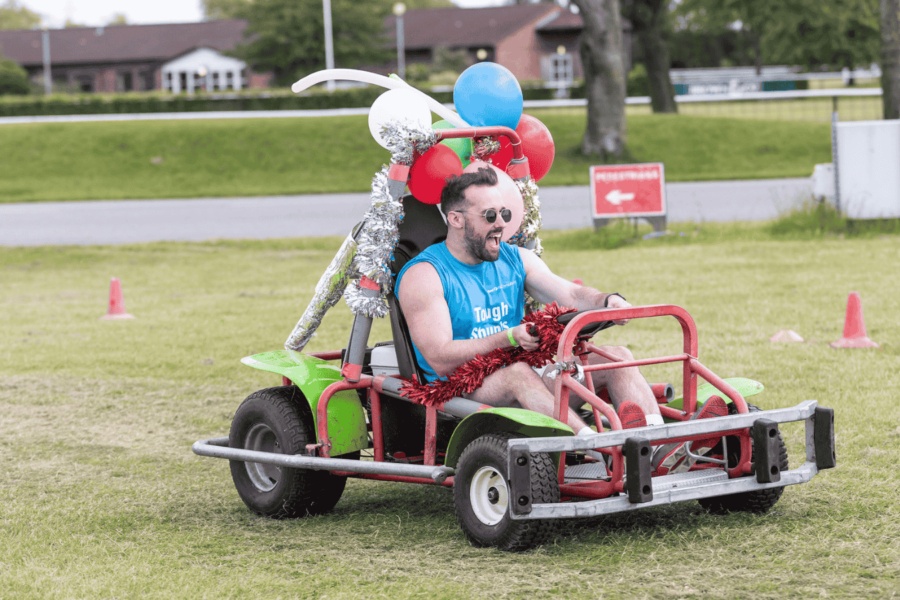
[515, 114, 555, 181]
[409, 144, 463, 205]
[463, 162, 524, 242]
[433, 120, 474, 168]
[368, 88, 433, 149]
[492, 137, 513, 171]
[453, 62, 523, 130]
[292, 68, 468, 127]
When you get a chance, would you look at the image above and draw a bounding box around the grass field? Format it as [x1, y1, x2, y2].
[2, 226, 898, 599]
[0, 110, 830, 203]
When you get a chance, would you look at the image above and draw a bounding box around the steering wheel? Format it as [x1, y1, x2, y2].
[555, 309, 616, 339]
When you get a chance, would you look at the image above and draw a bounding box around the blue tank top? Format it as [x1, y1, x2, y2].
[396, 241, 526, 382]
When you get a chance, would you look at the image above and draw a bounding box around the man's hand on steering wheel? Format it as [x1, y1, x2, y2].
[605, 294, 632, 326]
[510, 323, 541, 351]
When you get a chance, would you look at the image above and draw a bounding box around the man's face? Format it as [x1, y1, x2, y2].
[459, 184, 508, 263]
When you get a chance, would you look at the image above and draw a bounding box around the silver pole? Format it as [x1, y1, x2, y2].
[396, 13, 405, 81]
[41, 28, 51, 95]
[322, 0, 335, 93]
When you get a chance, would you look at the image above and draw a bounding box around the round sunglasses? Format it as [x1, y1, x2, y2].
[452, 208, 512, 224]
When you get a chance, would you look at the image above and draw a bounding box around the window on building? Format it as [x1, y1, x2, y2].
[212, 72, 219, 91]
[226, 71, 234, 90]
[179, 72, 187, 93]
[120, 72, 133, 92]
[165, 72, 172, 91]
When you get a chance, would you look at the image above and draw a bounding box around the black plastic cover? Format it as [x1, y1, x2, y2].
[752, 418, 782, 484]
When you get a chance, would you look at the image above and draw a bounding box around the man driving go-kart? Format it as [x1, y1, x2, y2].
[397, 165, 728, 476]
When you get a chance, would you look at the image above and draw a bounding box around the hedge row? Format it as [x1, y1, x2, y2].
[0, 84, 582, 117]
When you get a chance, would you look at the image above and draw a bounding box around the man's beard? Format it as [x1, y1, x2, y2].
[463, 219, 503, 263]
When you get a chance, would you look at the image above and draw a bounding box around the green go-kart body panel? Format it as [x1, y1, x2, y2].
[443, 407, 575, 469]
[241, 350, 368, 457]
[665, 377, 765, 411]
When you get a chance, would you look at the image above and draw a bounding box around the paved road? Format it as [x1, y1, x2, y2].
[0, 178, 812, 246]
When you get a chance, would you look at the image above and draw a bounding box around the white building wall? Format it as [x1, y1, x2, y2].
[161, 47, 246, 93]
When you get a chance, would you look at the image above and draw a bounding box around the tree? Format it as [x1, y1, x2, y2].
[0, 54, 29, 95]
[235, 0, 392, 86]
[622, 0, 677, 112]
[64, 19, 87, 28]
[674, 0, 777, 74]
[107, 13, 128, 25]
[202, 0, 251, 20]
[0, 0, 40, 30]
[570, 0, 628, 158]
[675, 0, 880, 74]
[203, 0, 453, 21]
[882, 0, 900, 118]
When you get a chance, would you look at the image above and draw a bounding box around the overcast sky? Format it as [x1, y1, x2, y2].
[22, 0, 515, 28]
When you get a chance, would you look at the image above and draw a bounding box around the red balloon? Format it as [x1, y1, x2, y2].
[409, 144, 463, 205]
[514, 114, 555, 181]
[492, 136, 513, 171]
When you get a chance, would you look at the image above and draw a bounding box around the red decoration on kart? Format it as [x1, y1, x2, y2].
[400, 303, 576, 407]
[408, 144, 464, 205]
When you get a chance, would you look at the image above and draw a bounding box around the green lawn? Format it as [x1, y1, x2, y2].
[0, 110, 830, 203]
[1, 228, 898, 598]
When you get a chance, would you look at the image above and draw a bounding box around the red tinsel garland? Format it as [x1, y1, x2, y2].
[399, 302, 576, 407]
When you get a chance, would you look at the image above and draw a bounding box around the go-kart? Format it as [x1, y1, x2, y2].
[193, 125, 836, 551]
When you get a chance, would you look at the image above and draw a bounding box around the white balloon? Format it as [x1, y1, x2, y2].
[367, 88, 433, 149]
[293, 68, 468, 127]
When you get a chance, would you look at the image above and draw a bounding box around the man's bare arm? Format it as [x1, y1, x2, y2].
[519, 248, 632, 317]
[397, 262, 538, 377]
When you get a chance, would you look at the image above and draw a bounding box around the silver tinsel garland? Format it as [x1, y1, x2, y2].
[508, 176, 543, 257]
[344, 122, 439, 318]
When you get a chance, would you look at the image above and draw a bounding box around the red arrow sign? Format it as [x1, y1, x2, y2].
[590, 163, 666, 218]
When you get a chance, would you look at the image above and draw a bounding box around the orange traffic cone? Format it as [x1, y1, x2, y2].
[100, 277, 134, 320]
[830, 292, 877, 348]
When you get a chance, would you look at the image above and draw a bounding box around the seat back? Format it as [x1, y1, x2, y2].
[389, 196, 448, 381]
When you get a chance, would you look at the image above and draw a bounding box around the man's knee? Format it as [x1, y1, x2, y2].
[595, 345, 634, 363]
[505, 361, 543, 383]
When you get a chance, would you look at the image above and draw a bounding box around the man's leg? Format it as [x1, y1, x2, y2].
[583, 345, 658, 415]
[466, 362, 589, 431]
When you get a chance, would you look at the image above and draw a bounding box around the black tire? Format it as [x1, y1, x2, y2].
[229, 385, 356, 519]
[698, 403, 789, 515]
[453, 433, 559, 551]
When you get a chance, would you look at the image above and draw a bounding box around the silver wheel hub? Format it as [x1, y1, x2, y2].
[470, 466, 508, 526]
[244, 423, 282, 492]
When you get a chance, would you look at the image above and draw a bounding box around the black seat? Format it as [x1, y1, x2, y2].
[388, 196, 448, 381]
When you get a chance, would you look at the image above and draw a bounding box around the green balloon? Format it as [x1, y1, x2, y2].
[433, 119, 473, 168]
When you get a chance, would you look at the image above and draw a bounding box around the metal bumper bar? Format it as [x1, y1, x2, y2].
[192, 437, 454, 483]
[509, 400, 822, 453]
[507, 400, 835, 520]
[515, 462, 819, 520]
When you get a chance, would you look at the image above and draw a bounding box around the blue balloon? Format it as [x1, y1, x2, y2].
[453, 62, 523, 130]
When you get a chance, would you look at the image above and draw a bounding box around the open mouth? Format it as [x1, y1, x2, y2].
[485, 231, 502, 251]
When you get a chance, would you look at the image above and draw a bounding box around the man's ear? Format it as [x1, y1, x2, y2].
[446, 210, 465, 230]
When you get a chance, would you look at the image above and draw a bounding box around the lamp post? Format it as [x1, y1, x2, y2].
[41, 26, 51, 95]
[393, 3, 406, 80]
[323, 0, 335, 92]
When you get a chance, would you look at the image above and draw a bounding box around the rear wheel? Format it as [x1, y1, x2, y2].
[229, 386, 355, 519]
[453, 433, 559, 551]
[698, 404, 788, 515]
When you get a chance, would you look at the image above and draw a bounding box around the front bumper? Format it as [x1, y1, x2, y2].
[508, 400, 835, 520]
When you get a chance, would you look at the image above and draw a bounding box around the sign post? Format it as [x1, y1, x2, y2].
[590, 163, 667, 233]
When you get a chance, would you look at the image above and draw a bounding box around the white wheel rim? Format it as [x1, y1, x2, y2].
[244, 423, 282, 492]
[469, 466, 508, 526]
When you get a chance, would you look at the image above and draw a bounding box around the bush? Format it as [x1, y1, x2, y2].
[626, 64, 649, 97]
[0, 58, 30, 96]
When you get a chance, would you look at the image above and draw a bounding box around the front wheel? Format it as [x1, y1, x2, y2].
[698, 403, 789, 515]
[229, 386, 355, 519]
[453, 433, 559, 551]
